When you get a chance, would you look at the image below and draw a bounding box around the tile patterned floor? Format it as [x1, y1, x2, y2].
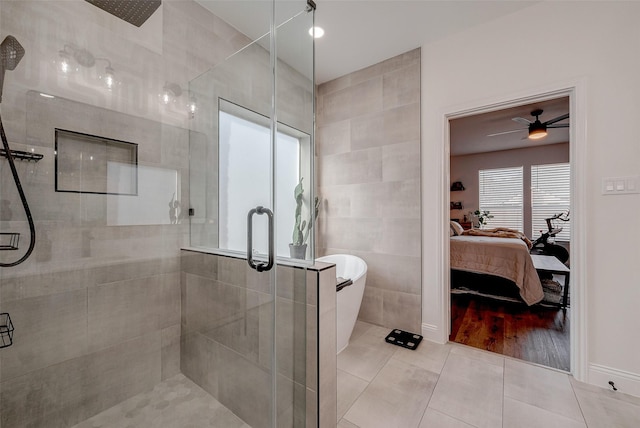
[66, 321, 640, 428]
[338, 321, 640, 428]
[71, 374, 249, 428]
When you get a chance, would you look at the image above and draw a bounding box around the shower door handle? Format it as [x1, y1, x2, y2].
[247, 206, 274, 272]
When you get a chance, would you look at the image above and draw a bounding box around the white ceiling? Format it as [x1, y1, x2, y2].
[197, 0, 539, 84]
[196, 1, 564, 154]
[449, 96, 570, 156]
[313, 0, 538, 83]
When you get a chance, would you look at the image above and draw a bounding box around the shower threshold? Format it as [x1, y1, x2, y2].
[71, 374, 250, 428]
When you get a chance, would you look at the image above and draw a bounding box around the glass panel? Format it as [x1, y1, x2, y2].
[0, 0, 196, 425]
[189, 31, 275, 255]
[188, 26, 279, 424]
[1, 1, 314, 428]
[276, 1, 316, 265]
[275, 1, 315, 427]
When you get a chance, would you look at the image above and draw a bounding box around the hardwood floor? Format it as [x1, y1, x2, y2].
[450, 293, 570, 371]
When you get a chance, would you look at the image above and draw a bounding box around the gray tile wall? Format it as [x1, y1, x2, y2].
[180, 250, 320, 428]
[316, 49, 422, 332]
[0, 1, 314, 426]
[0, 1, 251, 426]
[0, 259, 179, 428]
[0, 94, 186, 426]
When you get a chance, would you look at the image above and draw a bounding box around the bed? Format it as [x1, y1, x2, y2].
[450, 234, 544, 306]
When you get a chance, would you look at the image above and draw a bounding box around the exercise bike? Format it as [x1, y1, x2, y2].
[530, 211, 570, 264]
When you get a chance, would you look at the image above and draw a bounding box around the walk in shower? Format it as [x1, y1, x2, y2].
[0, 1, 317, 427]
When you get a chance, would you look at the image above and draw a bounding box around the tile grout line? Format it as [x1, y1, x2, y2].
[339, 343, 398, 425]
[337, 367, 370, 384]
[415, 347, 448, 428]
[418, 346, 484, 428]
[338, 372, 369, 425]
[569, 378, 590, 427]
[503, 359, 590, 426]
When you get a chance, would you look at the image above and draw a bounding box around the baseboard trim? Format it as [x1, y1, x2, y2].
[589, 363, 640, 398]
[421, 323, 445, 343]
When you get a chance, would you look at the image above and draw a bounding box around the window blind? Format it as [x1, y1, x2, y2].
[479, 166, 523, 231]
[531, 163, 570, 241]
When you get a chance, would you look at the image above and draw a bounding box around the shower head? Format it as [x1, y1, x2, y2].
[85, 0, 161, 27]
[1, 36, 24, 71]
[0, 35, 25, 103]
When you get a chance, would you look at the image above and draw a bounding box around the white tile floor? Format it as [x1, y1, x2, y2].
[338, 321, 640, 428]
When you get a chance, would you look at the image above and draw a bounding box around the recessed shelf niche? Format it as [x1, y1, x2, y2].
[55, 129, 138, 195]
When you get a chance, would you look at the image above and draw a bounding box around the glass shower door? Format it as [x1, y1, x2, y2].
[274, 2, 316, 426]
[0, 0, 315, 427]
[186, 0, 316, 426]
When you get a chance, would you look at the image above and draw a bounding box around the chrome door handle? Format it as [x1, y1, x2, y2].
[247, 206, 274, 272]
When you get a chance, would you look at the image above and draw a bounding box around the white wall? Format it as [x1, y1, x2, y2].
[421, 1, 640, 394]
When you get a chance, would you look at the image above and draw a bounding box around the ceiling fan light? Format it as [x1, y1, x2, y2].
[528, 127, 547, 140]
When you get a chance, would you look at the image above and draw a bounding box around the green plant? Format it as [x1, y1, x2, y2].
[292, 178, 320, 246]
[472, 209, 494, 227]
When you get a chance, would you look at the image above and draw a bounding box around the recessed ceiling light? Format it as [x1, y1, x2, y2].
[308, 26, 324, 38]
[39, 93, 55, 98]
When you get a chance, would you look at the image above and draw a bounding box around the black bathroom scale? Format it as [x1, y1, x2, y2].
[385, 329, 423, 350]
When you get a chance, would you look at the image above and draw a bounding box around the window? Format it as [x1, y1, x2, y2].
[218, 100, 308, 257]
[531, 163, 570, 241]
[478, 166, 523, 231]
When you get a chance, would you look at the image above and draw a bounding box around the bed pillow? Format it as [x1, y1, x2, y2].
[449, 226, 454, 237]
[450, 221, 464, 236]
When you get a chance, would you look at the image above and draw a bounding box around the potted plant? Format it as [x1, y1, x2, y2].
[471, 209, 493, 228]
[290, 178, 320, 259]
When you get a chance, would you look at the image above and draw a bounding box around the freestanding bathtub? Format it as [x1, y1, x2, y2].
[317, 254, 368, 354]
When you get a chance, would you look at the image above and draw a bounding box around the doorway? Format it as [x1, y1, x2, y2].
[446, 94, 574, 371]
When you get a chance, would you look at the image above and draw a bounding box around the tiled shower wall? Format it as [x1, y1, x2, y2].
[0, 96, 188, 428]
[0, 1, 250, 426]
[180, 251, 333, 428]
[316, 48, 422, 332]
[0, 1, 315, 426]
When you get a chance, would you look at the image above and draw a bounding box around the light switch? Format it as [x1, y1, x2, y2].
[627, 177, 638, 191]
[602, 176, 640, 195]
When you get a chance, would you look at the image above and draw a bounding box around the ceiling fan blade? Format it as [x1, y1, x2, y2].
[512, 117, 531, 125]
[487, 128, 526, 137]
[547, 124, 569, 128]
[544, 113, 569, 125]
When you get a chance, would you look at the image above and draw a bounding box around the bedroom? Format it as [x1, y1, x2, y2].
[448, 96, 571, 370]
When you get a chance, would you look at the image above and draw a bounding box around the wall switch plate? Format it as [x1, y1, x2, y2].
[602, 176, 640, 195]
[627, 178, 636, 191]
[604, 180, 615, 192]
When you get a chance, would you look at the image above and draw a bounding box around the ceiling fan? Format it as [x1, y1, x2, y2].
[488, 109, 569, 140]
